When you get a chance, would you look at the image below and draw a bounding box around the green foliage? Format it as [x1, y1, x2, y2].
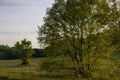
[39, 58, 65, 72]
[0, 45, 18, 60]
[0, 45, 44, 60]
[15, 39, 34, 65]
[32, 49, 45, 58]
[37, 0, 120, 79]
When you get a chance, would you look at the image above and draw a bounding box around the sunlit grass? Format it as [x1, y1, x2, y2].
[0, 58, 119, 80]
[0, 58, 76, 80]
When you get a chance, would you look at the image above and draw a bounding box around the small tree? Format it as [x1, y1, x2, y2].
[15, 39, 34, 65]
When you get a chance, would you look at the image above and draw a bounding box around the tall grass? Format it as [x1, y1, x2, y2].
[0, 58, 119, 80]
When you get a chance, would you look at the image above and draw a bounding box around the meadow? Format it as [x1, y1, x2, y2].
[0, 58, 120, 80]
[0, 58, 75, 80]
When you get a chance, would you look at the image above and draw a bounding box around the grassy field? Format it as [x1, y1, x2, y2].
[0, 58, 120, 80]
[0, 58, 76, 80]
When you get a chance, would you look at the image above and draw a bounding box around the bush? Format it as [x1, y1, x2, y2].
[39, 58, 65, 72]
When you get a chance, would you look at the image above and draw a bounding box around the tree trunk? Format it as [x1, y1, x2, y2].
[22, 57, 29, 65]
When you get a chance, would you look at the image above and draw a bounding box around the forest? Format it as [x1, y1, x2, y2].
[0, 45, 45, 60]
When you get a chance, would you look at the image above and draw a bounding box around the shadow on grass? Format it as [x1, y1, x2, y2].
[38, 72, 74, 79]
[0, 76, 9, 80]
[6, 64, 37, 69]
[0, 76, 25, 80]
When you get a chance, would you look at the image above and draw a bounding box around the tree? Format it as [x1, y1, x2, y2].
[15, 39, 34, 65]
[108, 0, 120, 49]
[38, 0, 119, 78]
[105, 0, 120, 69]
[0, 45, 18, 60]
[32, 49, 45, 58]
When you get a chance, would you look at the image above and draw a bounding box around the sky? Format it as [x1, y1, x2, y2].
[0, 0, 54, 48]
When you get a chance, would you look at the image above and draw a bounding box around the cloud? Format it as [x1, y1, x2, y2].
[0, 31, 36, 35]
[0, 0, 54, 48]
[0, 32, 16, 34]
[0, 0, 28, 7]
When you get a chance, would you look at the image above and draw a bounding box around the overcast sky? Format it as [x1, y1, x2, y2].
[0, 0, 54, 48]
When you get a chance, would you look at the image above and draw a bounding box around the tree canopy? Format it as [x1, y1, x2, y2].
[38, 0, 120, 78]
[15, 39, 34, 65]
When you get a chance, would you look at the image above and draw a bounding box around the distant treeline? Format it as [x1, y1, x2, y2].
[0, 45, 45, 60]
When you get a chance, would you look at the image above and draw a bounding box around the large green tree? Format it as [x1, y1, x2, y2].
[38, 0, 119, 78]
[108, 0, 120, 49]
[15, 39, 34, 65]
[106, 0, 120, 68]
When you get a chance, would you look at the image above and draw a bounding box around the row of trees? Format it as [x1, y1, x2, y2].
[0, 39, 45, 64]
[0, 45, 18, 60]
[37, 0, 120, 78]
